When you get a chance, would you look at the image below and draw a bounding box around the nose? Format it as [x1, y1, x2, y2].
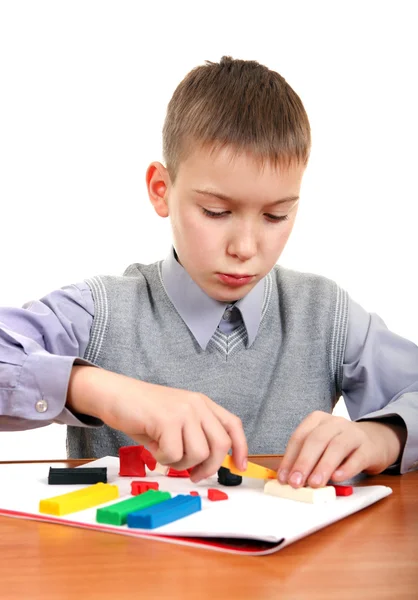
[227, 222, 258, 261]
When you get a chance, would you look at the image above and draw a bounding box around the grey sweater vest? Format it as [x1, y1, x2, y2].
[67, 261, 348, 458]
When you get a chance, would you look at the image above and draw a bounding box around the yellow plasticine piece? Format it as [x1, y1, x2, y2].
[39, 482, 119, 516]
[221, 455, 277, 480]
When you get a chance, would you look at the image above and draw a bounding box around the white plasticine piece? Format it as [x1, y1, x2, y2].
[154, 462, 169, 475]
[264, 479, 337, 504]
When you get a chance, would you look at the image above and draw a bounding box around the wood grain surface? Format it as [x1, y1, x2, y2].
[1, 455, 417, 600]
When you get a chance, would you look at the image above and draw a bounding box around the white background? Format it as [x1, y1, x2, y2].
[0, 1, 417, 459]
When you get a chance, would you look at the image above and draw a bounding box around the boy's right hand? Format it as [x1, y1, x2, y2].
[67, 366, 248, 482]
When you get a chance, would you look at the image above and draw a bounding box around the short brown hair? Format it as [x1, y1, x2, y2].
[163, 56, 311, 179]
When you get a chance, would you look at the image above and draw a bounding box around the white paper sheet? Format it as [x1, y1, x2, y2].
[0, 457, 392, 555]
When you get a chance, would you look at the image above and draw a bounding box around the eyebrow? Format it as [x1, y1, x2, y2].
[193, 188, 299, 206]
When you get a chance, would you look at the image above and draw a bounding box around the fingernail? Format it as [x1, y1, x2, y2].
[242, 457, 248, 471]
[278, 469, 288, 483]
[310, 473, 322, 486]
[334, 469, 344, 479]
[289, 471, 303, 486]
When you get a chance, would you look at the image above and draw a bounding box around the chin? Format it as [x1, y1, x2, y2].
[209, 286, 248, 303]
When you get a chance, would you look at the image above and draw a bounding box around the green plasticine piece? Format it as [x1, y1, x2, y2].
[96, 489, 171, 526]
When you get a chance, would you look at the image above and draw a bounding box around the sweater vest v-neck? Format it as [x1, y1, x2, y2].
[67, 261, 348, 458]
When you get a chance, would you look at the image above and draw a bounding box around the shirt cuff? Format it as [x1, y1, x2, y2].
[355, 392, 418, 474]
[9, 352, 102, 428]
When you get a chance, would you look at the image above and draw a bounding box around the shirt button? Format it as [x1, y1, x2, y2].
[35, 399, 48, 413]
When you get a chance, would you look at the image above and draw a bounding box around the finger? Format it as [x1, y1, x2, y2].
[278, 411, 329, 484]
[189, 412, 232, 482]
[168, 419, 210, 471]
[286, 422, 346, 488]
[150, 420, 185, 466]
[306, 431, 362, 487]
[207, 401, 248, 471]
[330, 447, 370, 482]
[130, 434, 156, 447]
[145, 440, 160, 456]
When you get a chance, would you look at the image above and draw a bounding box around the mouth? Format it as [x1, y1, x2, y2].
[217, 273, 255, 287]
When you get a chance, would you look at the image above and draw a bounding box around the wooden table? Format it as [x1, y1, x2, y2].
[0, 456, 417, 600]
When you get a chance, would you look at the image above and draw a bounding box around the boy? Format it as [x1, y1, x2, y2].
[1, 57, 417, 489]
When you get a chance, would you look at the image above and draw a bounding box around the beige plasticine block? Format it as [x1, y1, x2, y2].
[264, 479, 336, 504]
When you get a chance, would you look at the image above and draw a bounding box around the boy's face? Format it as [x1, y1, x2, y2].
[149, 145, 305, 302]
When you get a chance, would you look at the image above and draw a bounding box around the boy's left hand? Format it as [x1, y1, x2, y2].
[278, 411, 407, 488]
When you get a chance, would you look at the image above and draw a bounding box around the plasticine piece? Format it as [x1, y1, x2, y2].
[167, 468, 190, 478]
[217, 466, 242, 487]
[119, 446, 146, 477]
[127, 494, 201, 529]
[131, 481, 160, 495]
[48, 467, 107, 485]
[332, 485, 353, 497]
[96, 489, 171, 526]
[222, 455, 277, 480]
[39, 483, 119, 516]
[264, 479, 336, 504]
[208, 488, 228, 501]
[140, 447, 157, 471]
[189, 491, 199, 496]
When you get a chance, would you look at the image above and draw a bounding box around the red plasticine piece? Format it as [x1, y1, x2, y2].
[119, 446, 146, 477]
[131, 481, 160, 496]
[167, 468, 190, 478]
[140, 447, 157, 471]
[208, 489, 228, 501]
[189, 491, 199, 497]
[332, 485, 353, 496]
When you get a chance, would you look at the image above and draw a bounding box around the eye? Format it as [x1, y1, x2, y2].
[265, 214, 289, 223]
[202, 208, 230, 218]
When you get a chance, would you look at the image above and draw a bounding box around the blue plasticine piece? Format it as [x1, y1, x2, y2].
[127, 494, 201, 529]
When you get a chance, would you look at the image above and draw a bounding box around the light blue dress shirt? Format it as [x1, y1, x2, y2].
[1, 249, 417, 472]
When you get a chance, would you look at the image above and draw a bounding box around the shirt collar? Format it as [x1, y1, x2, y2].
[161, 248, 265, 350]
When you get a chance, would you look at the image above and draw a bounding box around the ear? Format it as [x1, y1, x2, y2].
[146, 162, 170, 218]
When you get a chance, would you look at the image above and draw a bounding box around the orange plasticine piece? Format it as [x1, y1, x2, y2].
[221, 455, 277, 480]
